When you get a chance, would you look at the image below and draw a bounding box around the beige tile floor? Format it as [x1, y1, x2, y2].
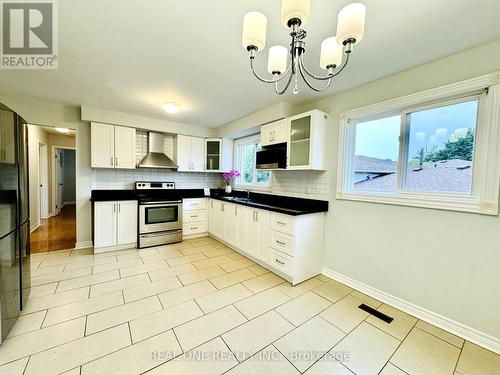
[1, 237, 498, 375]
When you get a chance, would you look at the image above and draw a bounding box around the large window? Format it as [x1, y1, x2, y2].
[234, 134, 270, 189]
[337, 73, 500, 215]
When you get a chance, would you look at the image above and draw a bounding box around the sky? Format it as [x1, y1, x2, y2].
[355, 99, 478, 161]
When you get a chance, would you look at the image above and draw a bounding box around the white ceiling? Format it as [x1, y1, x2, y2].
[2, 0, 500, 128]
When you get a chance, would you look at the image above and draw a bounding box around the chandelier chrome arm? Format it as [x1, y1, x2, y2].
[250, 57, 292, 84]
[299, 48, 351, 81]
[298, 62, 333, 92]
[274, 70, 294, 95]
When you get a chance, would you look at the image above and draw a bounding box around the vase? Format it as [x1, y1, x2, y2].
[225, 185, 232, 194]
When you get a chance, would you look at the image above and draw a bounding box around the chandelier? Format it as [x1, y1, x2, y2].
[241, 0, 366, 95]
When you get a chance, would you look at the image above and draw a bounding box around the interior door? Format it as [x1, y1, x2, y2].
[91, 123, 115, 168]
[114, 126, 136, 169]
[56, 149, 64, 215]
[191, 137, 205, 172]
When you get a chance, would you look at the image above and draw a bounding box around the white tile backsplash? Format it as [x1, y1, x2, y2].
[270, 170, 329, 201]
[92, 168, 223, 190]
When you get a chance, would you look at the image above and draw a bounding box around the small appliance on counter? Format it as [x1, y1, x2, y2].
[135, 181, 182, 248]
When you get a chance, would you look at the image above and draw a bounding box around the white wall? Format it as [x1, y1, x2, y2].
[297, 39, 500, 347]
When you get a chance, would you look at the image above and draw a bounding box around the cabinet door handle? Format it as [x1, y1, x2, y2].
[115, 156, 118, 166]
[211, 200, 213, 208]
[190, 215, 198, 218]
[235, 206, 237, 216]
[276, 240, 286, 246]
[275, 259, 285, 265]
[221, 203, 225, 212]
[190, 227, 198, 230]
[276, 221, 286, 225]
[113, 203, 116, 213]
[110, 157, 114, 166]
[118, 203, 121, 213]
[255, 211, 259, 222]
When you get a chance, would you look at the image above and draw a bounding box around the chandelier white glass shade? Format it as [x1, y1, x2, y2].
[241, 1, 366, 95]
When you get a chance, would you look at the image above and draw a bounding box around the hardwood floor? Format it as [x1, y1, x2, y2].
[30, 204, 76, 253]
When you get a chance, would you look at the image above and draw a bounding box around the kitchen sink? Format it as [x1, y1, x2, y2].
[222, 196, 252, 203]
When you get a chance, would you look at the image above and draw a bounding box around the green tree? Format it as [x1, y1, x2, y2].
[424, 129, 474, 162]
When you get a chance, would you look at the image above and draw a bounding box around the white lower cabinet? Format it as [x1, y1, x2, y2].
[208, 199, 323, 284]
[182, 198, 208, 238]
[244, 208, 270, 263]
[94, 200, 137, 252]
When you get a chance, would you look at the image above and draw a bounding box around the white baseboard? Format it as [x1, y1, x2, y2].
[30, 223, 40, 233]
[94, 242, 135, 254]
[74, 241, 93, 250]
[322, 267, 500, 354]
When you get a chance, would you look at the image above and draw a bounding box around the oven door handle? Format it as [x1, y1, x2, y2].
[140, 201, 182, 206]
[140, 230, 182, 238]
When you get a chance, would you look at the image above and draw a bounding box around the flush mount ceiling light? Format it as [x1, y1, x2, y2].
[162, 102, 180, 114]
[55, 127, 71, 133]
[242, 1, 366, 95]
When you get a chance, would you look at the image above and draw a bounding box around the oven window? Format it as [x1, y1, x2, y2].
[146, 206, 178, 224]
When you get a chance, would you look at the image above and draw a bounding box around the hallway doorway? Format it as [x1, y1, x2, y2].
[27, 125, 76, 253]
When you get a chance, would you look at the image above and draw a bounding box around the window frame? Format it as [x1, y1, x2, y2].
[337, 72, 500, 215]
[233, 134, 271, 191]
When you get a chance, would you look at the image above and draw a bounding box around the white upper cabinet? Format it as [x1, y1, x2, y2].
[114, 126, 136, 169]
[175, 135, 205, 172]
[91, 122, 136, 169]
[205, 138, 233, 172]
[0, 110, 16, 164]
[261, 119, 288, 147]
[287, 110, 328, 170]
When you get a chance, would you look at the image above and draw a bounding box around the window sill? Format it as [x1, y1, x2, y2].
[336, 191, 498, 215]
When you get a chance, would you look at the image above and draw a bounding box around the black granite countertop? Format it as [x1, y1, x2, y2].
[210, 191, 328, 216]
[90, 189, 328, 216]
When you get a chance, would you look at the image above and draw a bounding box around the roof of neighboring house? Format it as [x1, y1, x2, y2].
[354, 155, 397, 173]
[354, 158, 472, 193]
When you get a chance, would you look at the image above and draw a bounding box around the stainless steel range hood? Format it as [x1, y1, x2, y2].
[138, 132, 178, 169]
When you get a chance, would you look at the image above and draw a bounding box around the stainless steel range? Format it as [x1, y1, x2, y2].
[136, 182, 182, 248]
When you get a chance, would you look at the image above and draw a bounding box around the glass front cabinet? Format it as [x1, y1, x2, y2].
[287, 109, 328, 170]
[204, 138, 233, 172]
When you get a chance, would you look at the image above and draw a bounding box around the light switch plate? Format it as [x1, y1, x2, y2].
[204, 188, 210, 196]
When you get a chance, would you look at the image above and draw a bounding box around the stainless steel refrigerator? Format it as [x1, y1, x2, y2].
[0, 104, 31, 343]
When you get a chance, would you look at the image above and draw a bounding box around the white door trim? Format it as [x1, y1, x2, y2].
[38, 142, 49, 220]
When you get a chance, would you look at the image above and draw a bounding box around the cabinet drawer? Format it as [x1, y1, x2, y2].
[183, 198, 207, 211]
[270, 249, 293, 276]
[184, 210, 207, 223]
[270, 231, 294, 256]
[270, 213, 294, 235]
[183, 222, 208, 235]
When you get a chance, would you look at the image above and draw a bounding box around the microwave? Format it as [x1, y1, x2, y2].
[256, 143, 287, 170]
